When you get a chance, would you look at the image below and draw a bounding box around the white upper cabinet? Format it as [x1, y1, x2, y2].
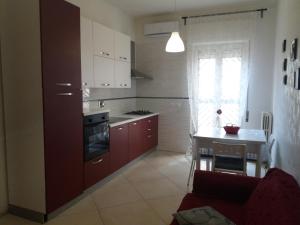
[94, 56, 115, 88]
[115, 61, 131, 88]
[80, 17, 94, 87]
[115, 31, 131, 62]
[93, 22, 115, 59]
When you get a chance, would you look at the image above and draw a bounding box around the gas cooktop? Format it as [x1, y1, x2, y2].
[125, 110, 153, 115]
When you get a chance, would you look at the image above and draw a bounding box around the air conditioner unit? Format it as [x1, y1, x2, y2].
[144, 21, 179, 37]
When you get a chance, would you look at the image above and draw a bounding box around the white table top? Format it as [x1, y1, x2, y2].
[193, 127, 266, 144]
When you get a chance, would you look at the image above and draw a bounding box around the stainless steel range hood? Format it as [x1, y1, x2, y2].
[131, 41, 153, 80]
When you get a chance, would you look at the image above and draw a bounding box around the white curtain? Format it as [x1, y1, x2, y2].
[186, 13, 258, 135]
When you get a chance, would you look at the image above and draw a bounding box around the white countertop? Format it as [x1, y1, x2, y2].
[82, 108, 159, 127]
[82, 108, 111, 116]
[109, 113, 159, 127]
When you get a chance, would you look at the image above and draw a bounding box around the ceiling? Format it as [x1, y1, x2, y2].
[105, 0, 276, 17]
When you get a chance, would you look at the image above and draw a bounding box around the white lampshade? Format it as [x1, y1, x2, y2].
[165, 32, 185, 53]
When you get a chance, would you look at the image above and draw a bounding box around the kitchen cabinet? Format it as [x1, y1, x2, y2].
[94, 56, 115, 88]
[143, 116, 159, 152]
[115, 61, 131, 88]
[81, 17, 94, 87]
[115, 31, 131, 62]
[80, 19, 131, 88]
[40, 0, 84, 214]
[110, 124, 129, 173]
[129, 120, 144, 160]
[84, 153, 110, 189]
[93, 22, 115, 59]
[3, 0, 84, 220]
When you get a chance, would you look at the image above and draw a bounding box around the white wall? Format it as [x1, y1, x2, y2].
[134, 6, 277, 153]
[272, 0, 300, 183]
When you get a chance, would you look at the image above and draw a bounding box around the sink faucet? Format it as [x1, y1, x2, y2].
[98, 100, 105, 108]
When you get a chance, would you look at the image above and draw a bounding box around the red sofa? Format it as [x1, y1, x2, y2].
[170, 168, 300, 225]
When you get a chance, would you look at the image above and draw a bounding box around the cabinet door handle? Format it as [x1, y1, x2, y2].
[148, 120, 152, 123]
[124, 84, 128, 87]
[100, 51, 110, 56]
[101, 83, 110, 87]
[56, 83, 72, 86]
[57, 93, 73, 96]
[133, 123, 137, 126]
[118, 127, 123, 130]
[92, 158, 103, 165]
[147, 135, 152, 138]
[120, 56, 127, 60]
[147, 128, 152, 131]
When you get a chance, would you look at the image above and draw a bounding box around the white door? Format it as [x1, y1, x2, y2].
[94, 56, 115, 88]
[115, 31, 131, 62]
[115, 61, 131, 88]
[80, 17, 94, 87]
[93, 22, 115, 59]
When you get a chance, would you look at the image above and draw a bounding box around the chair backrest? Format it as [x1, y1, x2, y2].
[212, 142, 247, 175]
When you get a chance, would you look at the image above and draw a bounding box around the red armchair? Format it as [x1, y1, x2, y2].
[170, 168, 300, 225]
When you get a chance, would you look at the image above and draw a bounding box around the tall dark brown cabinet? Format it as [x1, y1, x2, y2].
[40, 0, 83, 213]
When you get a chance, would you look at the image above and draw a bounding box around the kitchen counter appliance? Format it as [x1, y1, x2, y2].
[83, 112, 109, 161]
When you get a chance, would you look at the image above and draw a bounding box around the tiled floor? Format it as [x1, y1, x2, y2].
[0, 150, 264, 225]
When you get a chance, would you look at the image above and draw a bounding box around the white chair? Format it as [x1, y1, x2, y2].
[212, 142, 247, 175]
[187, 134, 210, 186]
[262, 134, 275, 170]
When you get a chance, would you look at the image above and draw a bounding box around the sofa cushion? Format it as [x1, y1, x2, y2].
[245, 168, 300, 225]
[170, 193, 245, 225]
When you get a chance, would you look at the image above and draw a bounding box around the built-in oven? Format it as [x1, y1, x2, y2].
[83, 112, 109, 161]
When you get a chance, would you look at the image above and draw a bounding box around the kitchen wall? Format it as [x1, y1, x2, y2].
[272, 0, 300, 183]
[67, 0, 137, 115]
[0, 0, 8, 215]
[134, 4, 277, 153]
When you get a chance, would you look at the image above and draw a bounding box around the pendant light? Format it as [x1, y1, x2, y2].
[165, 0, 185, 53]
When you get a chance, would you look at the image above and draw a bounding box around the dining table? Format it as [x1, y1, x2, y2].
[193, 127, 267, 177]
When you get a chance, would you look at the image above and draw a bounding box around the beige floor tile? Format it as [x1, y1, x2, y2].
[60, 196, 98, 216]
[156, 160, 190, 179]
[0, 214, 39, 225]
[167, 174, 192, 193]
[134, 178, 184, 200]
[94, 174, 130, 194]
[91, 182, 142, 209]
[99, 200, 166, 225]
[123, 160, 165, 183]
[46, 212, 103, 225]
[146, 194, 185, 224]
[143, 151, 182, 168]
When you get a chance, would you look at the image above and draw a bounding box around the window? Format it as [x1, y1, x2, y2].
[197, 43, 248, 128]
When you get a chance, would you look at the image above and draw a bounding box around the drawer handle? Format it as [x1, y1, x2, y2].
[124, 84, 128, 87]
[147, 128, 152, 131]
[118, 127, 123, 130]
[92, 158, 103, 165]
[147, 135, 152, 138]
[148, 120, 152, 123]
[133, 123, 137, 126]
[119, 56, 127, 60]
[57, 93, 73, 96]
[56, 83, 72, 86]
[101, 83, 110, 87]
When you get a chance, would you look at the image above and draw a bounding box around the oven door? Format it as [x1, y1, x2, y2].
[84, 121, 109, 161]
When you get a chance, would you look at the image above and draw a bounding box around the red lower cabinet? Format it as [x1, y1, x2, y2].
[129, 120, 144, 160]
[143, 116, 159, 152]
[84, 153, 110, 189]
[110, 124, 129, 173]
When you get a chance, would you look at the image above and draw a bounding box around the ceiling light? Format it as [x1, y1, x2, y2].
[165, 32, 185, 53]
[165, 0, 185, 53]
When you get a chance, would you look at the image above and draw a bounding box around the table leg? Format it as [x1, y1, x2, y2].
[193, 138, 201, 170]
[255, 145, 262, 177]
